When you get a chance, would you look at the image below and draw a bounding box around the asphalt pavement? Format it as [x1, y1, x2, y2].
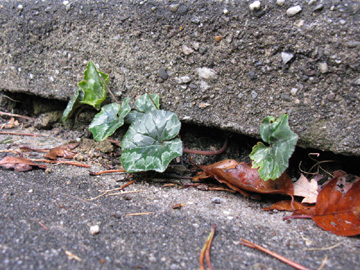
[1, 129, 360, 270]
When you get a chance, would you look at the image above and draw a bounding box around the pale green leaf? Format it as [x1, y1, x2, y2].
[89, 98, 131, 141]
[125, 93, 160, 124]
[121, 110, 182, 173]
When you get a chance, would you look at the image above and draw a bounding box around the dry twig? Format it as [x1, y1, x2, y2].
[240, 238, 312, 270]
[317, 255, 328, 270]
[0, 131, 44, 137]
[0, 111, 35, 121]
[126, 212, 153, 216]
[89, 169, 126, 176]
[200, 224, 216, 270]
[30, 159, 91, 168]
[65, 250, 82, 262]
[83, 180, 137, 201]
[304, 242, 342, 251]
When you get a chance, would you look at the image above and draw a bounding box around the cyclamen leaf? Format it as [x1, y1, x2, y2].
[89, 98, 131, 141]
[124, 110, 144, 125]
[78, 61, 109, 109]
[249, 114, 298, 181]
[134, 93, 159, 112]
[62, 87, 83, 122]
[125, 93, 160, 124]
[121, 110, 182, 173]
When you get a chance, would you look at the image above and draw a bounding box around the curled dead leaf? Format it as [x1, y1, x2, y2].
[44, 142, 79, 160]
[0, 156, 47, 171]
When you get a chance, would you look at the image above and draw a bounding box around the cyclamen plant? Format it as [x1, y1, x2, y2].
[63, 61, 298, 179]
[62, 61, 182, 173]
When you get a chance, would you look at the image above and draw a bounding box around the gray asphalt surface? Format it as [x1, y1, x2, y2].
[1, 129, 360, 270]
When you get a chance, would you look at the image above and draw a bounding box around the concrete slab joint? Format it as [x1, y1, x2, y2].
[0, 0, 359, 156]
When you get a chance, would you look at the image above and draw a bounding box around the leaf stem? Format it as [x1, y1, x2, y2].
[146, 91, 159, 110]
[183, 137, 228, 156]
[100, 75, 120, 105]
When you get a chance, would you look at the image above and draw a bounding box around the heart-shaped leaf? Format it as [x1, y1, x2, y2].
[62, 87, 84, 122]
[121, 109, 182, 173]
[125, 93, 160, 124]
[78, 61, 109, 109]
[89, 98, 131, 141]
[249, 114, 298, 181]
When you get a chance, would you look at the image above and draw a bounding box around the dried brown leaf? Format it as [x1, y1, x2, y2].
[293, 174, 319, 204]
[0, 156, 47, 171]
[195, 160, 293, 198]
[44, 142, 79, 160]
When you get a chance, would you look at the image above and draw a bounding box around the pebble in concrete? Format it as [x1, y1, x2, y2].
[281, 52, 294, 64]
[197, 67, 217, 80]
[182, 45, 194, 56]
[169, 4, 180, 12]
[158, 68, 168, 80]
[200, 81, 210, 92]
[319, 62, 329, 74]
[287, 5, 302, 17]
[212, 197, 222, 204]
[249, 1, 261, 11]
[89, 225, 100, 235]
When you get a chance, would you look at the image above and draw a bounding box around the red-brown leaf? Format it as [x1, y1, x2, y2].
[0, 156, 47, 171]
[263, 200, 314, 211]
[44, 142, 79, 160]
[311, 170, 360, 236]
[195, 160, 293, 197]
[213, 162, 293, 196]
[193, 159, 238, 181]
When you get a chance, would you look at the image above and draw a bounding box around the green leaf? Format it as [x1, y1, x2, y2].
[134, 93, 159, 112]
[121, 109, 182, 173]
[62, 87, 84, 122]
[78, 61, 109, 109]
[249, 114, 298, 181]
[89, 98, 131, 141]
[124, 93, 160, 124]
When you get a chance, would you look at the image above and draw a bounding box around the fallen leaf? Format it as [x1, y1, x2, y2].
[193, 159, 238, 181]
[311, 171, 360, 236]
[0, 156, 47, 171]
[263, 200, 314, 211]
[44, 142, 79, 160]
[1, 117, 19, 129]
[293, 174, 319, 204]
[195, 160, 294, 198]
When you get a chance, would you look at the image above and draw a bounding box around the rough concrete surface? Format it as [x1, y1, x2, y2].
[1, 128, 360, 270]
[0, 0, 360, 156]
